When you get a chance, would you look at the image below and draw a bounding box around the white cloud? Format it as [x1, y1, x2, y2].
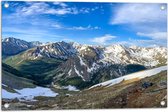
[129, 39, 158, 45]
[92, 34, 116, 44]
[110, 3, 167, 47]
[17, 2, 48, 16]
[137, 32, 167, 40]
[52, 24, 63, 29]
[113, 38, 166, 47]
[79, 8, 90, 13]
[94, 26, 100, 29]
[68, 25, 100, 30]
[52, 24, 100, 30]
[53, 2, 68, 7]
[14, 2, 99, 16]
[129, 39, 166, 47]
[70, 26, 88, 30]
[14, 2, 78, 16]
[79, 6, 99, 13]
[111, 3, 167, 25]
[44, 7, 78, 15]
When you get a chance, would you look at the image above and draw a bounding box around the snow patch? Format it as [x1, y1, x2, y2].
[87, 62, 99, 73]
[2, 83, 8, 87]
[78, 56, 87, 66]
[2, 86, 58, 101]
[80, 46, 88, 51]
[62, 85, 79, 91]
[68, 69, 72, 76]
[74, 65, 85, 81]
[6, 38, 9, 42]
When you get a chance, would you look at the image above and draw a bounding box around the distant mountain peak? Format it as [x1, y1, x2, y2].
[2, 37, 41, 56]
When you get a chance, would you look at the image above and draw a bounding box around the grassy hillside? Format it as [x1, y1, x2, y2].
[3, 51, 65, 86]
[2, 64, 36, 90]
[2, 63, 32, 79]
[4, 55, 63, 75]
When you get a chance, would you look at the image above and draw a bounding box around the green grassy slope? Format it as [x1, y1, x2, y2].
[3, 55, 63, 76]
[2, 64, 36, 90]
[3, 50, 65, 85]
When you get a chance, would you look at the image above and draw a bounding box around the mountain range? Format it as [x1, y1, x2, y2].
[2, 37, 167, 89]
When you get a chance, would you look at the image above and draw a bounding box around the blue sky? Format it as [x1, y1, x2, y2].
[2, 2, 167, 46]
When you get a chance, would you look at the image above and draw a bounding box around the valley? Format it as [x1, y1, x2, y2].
[1, 37, 167, 110]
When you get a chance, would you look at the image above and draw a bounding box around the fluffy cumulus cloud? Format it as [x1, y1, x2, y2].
[92, 34, 116, 44]
[111, 3, 167, 25]
[110, 3, 167, 46]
